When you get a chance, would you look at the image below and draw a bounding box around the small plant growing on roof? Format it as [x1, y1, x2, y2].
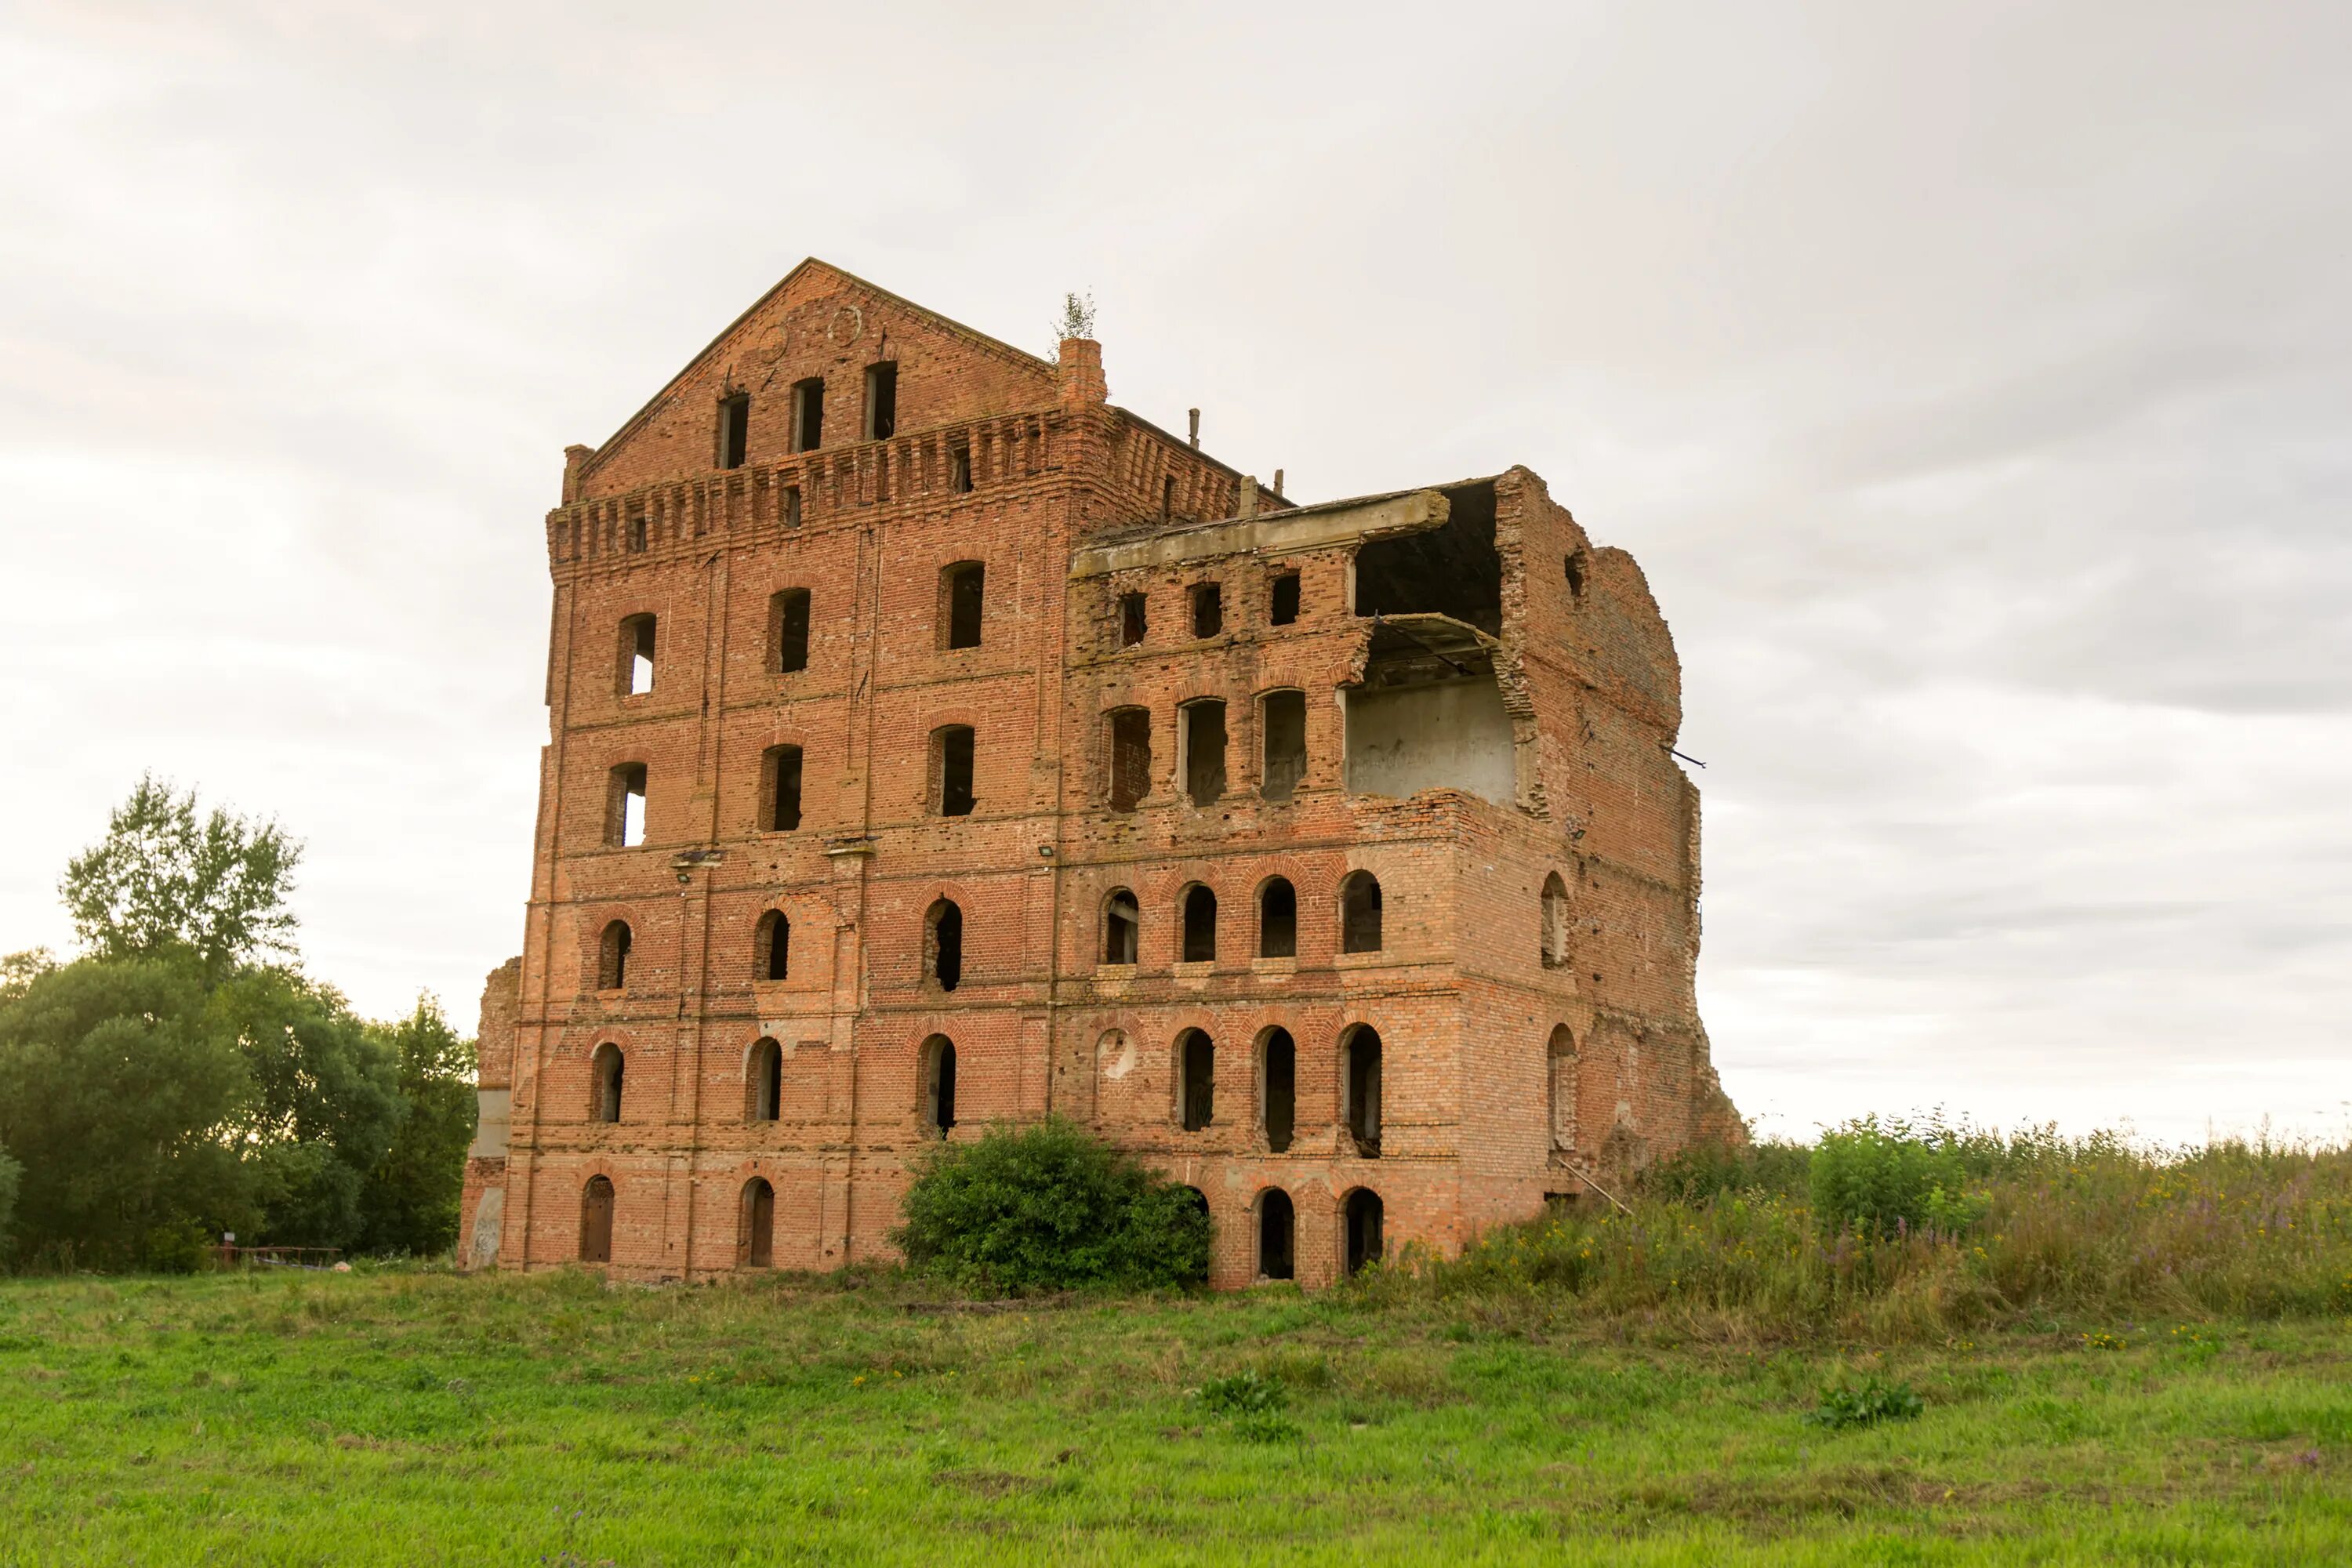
[1048, 289, 1097, 356]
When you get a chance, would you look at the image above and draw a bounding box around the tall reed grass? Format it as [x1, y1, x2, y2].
[1375, 1120, 2352, 1339]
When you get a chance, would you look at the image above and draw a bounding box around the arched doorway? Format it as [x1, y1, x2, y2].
[739, 1178, 775, 1269]
[1258, 1189, 1295, 1281]
[1344, 1189, 1384, 1276]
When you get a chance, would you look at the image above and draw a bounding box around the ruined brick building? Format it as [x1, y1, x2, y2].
[459, 260, 1740, 1288]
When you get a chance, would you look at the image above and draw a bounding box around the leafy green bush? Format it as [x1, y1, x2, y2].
[1810, 1116, 1972, 1238]
[1804, 1374, 1924, 1429]
[1198, 1369, 1287, 1417]
[891, 1117, 1209, 1293]
[1642, 1138, 1811, 1202]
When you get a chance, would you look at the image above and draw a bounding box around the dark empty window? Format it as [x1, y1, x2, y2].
[1117, 591, 1147, 648]
[949, 442, 973, 493]
[942, 561, 985, 649]
[1565, 550, 1588, 598]
[1107, 708, 1151, 812]
[927, 898, 964, 991]
[1261, 689, 1305, 800]
[719, 394, 750, 470]
[1258, 1189, 1294, 1280]
[608, 763, 647, 848]
[619, 615, 655, 697]
[1182, 700, 1226, 806]
[757, 909, 790, 982]
[627, 513, 647, 553]
[922, 1035, 957, 1134]
[763, 745, 803, 832]
[1261, 1029, 1295, 1153]
[771, 589, 811, 673]
[747, 1038, 782, 1122]
[1181, 884, 1217, 964]
[782, 484, 803, 528]
[1190, 583, 1223, 638]
[863, 362, 897, 441]
[1343, 1027, 1382, 1156]
[1258, 879, 1296, 959]
[933, 725, 975, 816]
[597, 920, 630, 991]
[1341, 872, 1383, 953]
[1102, 889, 1138, 964]
[792, 378, 825, 452]
[590, 1044, 624, 1123]
[1269, 572, 1301, 626]
[1179, 1029, 1214, 1131]
[1161, 474, 1175, 520]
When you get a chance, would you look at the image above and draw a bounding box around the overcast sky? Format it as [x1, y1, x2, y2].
[3, 1, 2345, 1144]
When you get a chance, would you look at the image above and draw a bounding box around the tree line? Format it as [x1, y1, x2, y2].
[0, 778, 477, 1270]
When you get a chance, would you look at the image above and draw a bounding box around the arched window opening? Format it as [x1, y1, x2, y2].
[1102, 889, 1139, 965]
[941, 561, 985, 649]
[1258, 879, 1297, 959]
[1181, 884, 1218, 964]
[920, 1035, 957, 1136]
[1344, 1189, 1385, 1276]
[926, 899, 964, 991]
[1260, 689, 1306, 801]
[1541, 873, 1572, 970]
[739, 1178, 775, 1269]
[1178, 1029, 1215, 1131]
[590, 1043, 625, 1123]
[756, 909, 791, 982]
[747, 1037, 782, 1123]
[618, 615, 655, 697]
[763, 745, 804, 833]
[597, 920, 631, 992]
[1260, 1028, 1296, 1154]
[1258, 1189, 1295, 1281]
[1181, 699, 1227, 805]
[1547, 1025, 1577, 1158]
[1341, 872, 1383, 953]
[607, 763, 648, 848]
[1341, 1026, 1382, 1158]
[1106, 707, 1151, 811]
[579, 1175, 615, 1263]
[931, 725, 976, 816]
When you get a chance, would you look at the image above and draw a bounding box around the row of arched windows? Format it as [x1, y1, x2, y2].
[1105, 872, 1381, 965]
[592, 897, 967, 996]
[574, 1171, 1385, 1279]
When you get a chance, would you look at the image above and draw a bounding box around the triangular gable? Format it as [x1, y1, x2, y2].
[575, 260, 1059, 499]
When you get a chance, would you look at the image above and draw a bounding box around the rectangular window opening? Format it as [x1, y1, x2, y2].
[942, 562, 985, 650]
[1160, 474, 1175, 520]
[1261, 690, 1306, 801]
[627, 512, 647, 553]
[1117, 591, 1146, 648]
[771, 589, 811, 673]
[863, 362, 897, 441]
[719, 394, 750, 470]
[781, 484, 803, 528]
[1269, 572, 1301, 626]
[1108, 709, 1152, 812]
[949, 443, 973, 493]
[608, 764, 648, 848]
[1190, 582, 1223, 639]
[1182, 701, 1227, 807]
[791, 378, 825, 453]
[765, 746, 804, 832]
[935, 726, 976, 817]
[619, 615, 655, 697]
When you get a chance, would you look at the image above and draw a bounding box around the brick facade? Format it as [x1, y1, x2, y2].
[458, 260, 1740, 1289]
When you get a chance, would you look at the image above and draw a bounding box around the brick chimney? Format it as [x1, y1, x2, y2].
[562, 444, 593, 504]
[1057, 339, 1107, 408]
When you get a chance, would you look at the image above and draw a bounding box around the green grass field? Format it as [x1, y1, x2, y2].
[4, 1265, 2348, 1566]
